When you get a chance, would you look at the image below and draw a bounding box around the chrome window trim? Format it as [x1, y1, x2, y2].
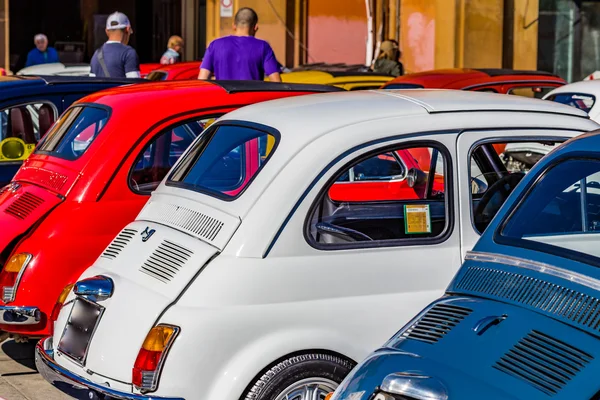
[465, 250, 600, 291]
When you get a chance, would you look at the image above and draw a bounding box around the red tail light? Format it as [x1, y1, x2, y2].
[132, 324, 179, 392]
[0, 253, 31, 303]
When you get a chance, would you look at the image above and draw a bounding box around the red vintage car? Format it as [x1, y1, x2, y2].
[139, 63, 162, 78]
[0, 80, 340, 339]
[383, 68, 566, 96]
[146, 61, 202, 81]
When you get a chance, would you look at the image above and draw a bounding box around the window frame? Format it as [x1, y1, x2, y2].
[34, 103, 112, 161]
[166, 120, 281, 202]
[494, 153, 600, 268]
[127, 114, 219, 195]
[303, 139, 454, 251]
[467, 136, 569, 234]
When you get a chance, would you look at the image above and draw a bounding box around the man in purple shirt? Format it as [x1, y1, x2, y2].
[199, 8, 281, 82]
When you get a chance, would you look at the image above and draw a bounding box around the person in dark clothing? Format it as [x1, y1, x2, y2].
[373, 40, 404, 77]
[90, 12, 140, 78]
[26, 34, 59, 67]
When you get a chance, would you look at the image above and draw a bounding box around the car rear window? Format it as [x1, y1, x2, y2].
[168, 123, 278, 200]
[147, 71, 168, 81]
[546, 93, 595, 113]
[36, 106, 109, 160]
[500, 158, 600, 263]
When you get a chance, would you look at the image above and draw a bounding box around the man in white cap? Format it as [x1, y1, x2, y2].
[26, 34, 59, 67]
[90, 11, 140, 78]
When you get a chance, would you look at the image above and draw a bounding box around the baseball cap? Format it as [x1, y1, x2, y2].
[106, 12, 131, 30]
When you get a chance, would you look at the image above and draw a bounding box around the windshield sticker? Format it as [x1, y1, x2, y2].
[404, 204, 431, 234]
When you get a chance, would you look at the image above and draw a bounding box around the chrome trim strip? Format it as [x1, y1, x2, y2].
[0, 306, 40, 325]
[465, 251, 600, 291]
[35, 338, 185, 400]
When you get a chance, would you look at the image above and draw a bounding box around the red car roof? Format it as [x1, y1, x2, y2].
[384, 68, 565, 90]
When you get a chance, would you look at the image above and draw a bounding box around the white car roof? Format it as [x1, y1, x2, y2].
[543, 80, 600, 98]
[16, 62, 91, 76]
[222, 89, 588, 140]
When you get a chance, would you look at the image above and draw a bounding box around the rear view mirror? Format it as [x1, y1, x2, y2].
[407, 167, 427, 188]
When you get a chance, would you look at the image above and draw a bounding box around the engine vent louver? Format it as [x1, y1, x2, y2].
[5, 192, 44, 220]
[401, 303, 472, 344]
[146, 202, 224, 243]
[101, 229, 138, 260]
[456, 267, 600, 334]
[494, 330, 592, 395]
[140, 240, 193, 283]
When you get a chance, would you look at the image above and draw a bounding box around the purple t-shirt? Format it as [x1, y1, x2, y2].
[201, 36, 279, 80]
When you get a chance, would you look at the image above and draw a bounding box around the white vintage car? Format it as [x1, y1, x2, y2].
[36, 90, 599, 400]
[544, 80, 600, 123]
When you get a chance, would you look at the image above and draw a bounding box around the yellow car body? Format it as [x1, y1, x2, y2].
[277, 71, 393, 91]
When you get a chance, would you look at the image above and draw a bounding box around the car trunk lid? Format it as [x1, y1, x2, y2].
[54, 200, 240, 383]
[0, 180, 65, 255]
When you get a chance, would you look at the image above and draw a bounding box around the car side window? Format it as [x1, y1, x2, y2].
[470, 140, 561, 233]
[308, 144, 449, 248]
[0, 102, 57, 162]
[129, 117, 215, 193]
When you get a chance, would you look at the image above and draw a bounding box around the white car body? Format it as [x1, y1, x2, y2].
[37, 90, 599, 400]
[544, 80, 600, 122]
[16, 63, 91, 77]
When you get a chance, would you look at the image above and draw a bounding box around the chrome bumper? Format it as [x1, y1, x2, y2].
[35, 338, 185, 400]
[0, 306, 40, 325]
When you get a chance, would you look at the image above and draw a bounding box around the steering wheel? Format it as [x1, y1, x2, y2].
[316, 222, 373, 242]
[474, 172, 525, 232]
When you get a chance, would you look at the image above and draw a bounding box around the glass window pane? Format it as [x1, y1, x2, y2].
[310, 145, 448, 246]
[547, 93, 595, 113]
[502, 159, 600, 260]
[37, 106, 108, 160]
[169, 124, 277, 199]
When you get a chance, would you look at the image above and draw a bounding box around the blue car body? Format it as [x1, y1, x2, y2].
[332, 131, 600, 400]
[0, 75, 143, 186]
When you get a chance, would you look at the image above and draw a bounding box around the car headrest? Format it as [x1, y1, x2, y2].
[38, 104, 55, 137]
[10, 107, 35, 144]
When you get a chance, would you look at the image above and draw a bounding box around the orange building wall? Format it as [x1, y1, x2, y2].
[306, 0, 367, 64]
[400, 0, 435, 73]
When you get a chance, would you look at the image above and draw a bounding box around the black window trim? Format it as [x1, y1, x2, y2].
[127, 113, 223, 195]
[165, 119, 281, 202]
[303, 139, 454, 251]
[467, 135, 570, 234]
[34, 103, 112, 161]
[494, 152, 600, 268]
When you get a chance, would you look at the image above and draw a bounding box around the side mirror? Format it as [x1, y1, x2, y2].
[407, 167, 427, 188]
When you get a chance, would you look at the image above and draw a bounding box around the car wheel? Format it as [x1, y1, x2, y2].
[243, 353, 355, 400]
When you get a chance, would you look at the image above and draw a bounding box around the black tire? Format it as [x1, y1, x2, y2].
[243, 353, 356, 400]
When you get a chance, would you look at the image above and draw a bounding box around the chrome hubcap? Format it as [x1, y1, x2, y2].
[275, 377, 338, 400]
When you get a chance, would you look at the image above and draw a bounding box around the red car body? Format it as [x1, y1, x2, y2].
[0, 80, 339, 338]
[146, 61, 202, 81]
[383, 68, 566, 94]
[139, 63, 162, 78]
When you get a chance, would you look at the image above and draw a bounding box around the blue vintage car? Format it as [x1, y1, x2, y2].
[331, 131, 600, 400]
[0, 75, 143, 186]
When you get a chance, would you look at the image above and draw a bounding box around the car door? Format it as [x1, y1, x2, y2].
[456, 129, 577, 257]
[266, 133, 461, 358]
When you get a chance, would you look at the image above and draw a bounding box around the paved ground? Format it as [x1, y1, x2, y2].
[0, 339, 70, 400]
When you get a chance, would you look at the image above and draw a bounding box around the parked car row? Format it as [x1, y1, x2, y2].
[1, 67, 600, 400]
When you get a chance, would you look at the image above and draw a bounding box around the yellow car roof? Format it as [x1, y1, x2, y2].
[279, 70, 393, 89]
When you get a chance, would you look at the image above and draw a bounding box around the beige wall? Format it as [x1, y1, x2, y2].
[512, 0, 538, 70]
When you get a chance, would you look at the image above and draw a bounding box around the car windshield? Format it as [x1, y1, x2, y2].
[501, 158, 600, 262]
[168, 124, 277, 200]
[546, 92, 595, 113]
[147, 71, 168, 81]
[36, 106, 109, 160]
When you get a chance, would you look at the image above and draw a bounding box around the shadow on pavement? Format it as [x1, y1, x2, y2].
[1, 340, 36, 370]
